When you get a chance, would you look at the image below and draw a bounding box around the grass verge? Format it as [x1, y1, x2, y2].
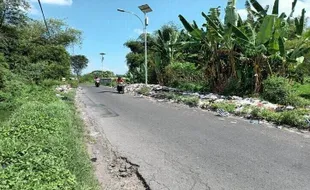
[0, 87, 99, 190]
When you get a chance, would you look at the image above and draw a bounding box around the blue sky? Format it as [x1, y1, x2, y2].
[29, 0, 310, 75]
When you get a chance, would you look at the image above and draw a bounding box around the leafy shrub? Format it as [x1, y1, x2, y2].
[165, 62, 207, 92]
[163, 92, 176, 100]
[180, 96, 199, 107]
[262, 76, 293, 105]
[279, 110, 308, 128]
[138, 86, 151, 95]
[286, 94, 310, 107]
[68, 79, 79, 88]
[257, 109, 281, 123]
[223, 77, 240, 96]
[41, 79, 62, 87]
[251, 107, 261, 118]
[210, 102, 236, 113]
[176, 82, 209, 92]
[249, 108, 308, 129]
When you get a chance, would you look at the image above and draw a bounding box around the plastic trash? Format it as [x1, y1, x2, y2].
[217, 109, 229, 117]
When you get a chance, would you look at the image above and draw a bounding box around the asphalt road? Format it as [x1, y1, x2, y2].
[79, 85, 310, 190]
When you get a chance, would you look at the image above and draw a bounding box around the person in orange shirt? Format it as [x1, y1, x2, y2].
[116, 76, 124, 84]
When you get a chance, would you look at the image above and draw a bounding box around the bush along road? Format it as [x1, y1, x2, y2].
[77, 85, 310, 190]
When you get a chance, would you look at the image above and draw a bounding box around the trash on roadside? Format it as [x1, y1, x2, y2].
[217, 109, 229, 117]
[250, 120, 260, 124]
[90, 157, 97, 162]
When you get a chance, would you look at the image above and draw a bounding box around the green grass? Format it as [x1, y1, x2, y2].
[210, 102, 236, 113]
[62, 91, 100, 190]
[293, 82, 310, 100]
[0, 87, 99, 190]
[0, 110, 12, 125]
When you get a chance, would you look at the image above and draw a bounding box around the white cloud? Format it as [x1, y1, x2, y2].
[238, 0, 310, 20]
[30, 0, 73, 6]
[134, 28, 144, 35]
[27, 0, 72, 15]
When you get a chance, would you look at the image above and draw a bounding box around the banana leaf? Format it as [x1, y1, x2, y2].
[278, 37, 286, 57]
[237, 14, 243, 26]
[289, 47, 310, 59]
[257, 15, 276, 45]
[230, 24, 250, 44]
[179, 15, 202, 39]
[279, 13, 287, 19]
[295, 8, 305, 35]
[289, 0, 298, 18]
[249, 0, 267, 15]
[272, 0, 279, 15]
[201, 12, 224, 37]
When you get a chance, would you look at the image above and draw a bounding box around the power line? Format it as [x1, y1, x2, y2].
[37, 0, 50, 36]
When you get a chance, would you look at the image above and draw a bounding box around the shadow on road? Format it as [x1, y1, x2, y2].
[97, 90, 120, 94]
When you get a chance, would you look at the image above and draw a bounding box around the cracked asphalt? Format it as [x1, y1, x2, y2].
[80, 85, 310, 190]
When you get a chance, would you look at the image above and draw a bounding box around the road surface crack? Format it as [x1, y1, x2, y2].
[76, 88, 151, 190]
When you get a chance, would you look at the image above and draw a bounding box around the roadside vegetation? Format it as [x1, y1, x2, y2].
[0, 0, 98, 189]
[120, 0, 310, 129]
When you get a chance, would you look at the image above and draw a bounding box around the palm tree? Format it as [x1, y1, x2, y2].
[150, 24, 183, 85]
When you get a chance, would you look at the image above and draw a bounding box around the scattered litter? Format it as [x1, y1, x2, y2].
[250, 120, 260, 124]
[217, 109, 229, 117]
[230, 121, 237, 124]
[90, 157, 97, 162]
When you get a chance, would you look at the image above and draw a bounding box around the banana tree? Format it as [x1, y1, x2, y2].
[179, 2, 243, 92]
[231, 0, 307, 92]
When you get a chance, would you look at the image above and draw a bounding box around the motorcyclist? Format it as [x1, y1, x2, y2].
[94, 75, 100, 87]
[116, 76, 124, 84]
[116, 77, 125, 93]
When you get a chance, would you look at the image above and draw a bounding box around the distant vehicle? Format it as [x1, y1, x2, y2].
[94, 77, 100, 87]
[116, 77, 125, 94]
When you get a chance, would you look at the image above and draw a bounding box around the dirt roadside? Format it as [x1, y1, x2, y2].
[75, 87, 150, 190]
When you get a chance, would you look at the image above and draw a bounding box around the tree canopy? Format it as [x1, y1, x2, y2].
[71, 55, 89, 77]
[124, 0, 310, 94]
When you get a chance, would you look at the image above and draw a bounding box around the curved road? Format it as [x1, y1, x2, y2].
[79, 85, 310, 190]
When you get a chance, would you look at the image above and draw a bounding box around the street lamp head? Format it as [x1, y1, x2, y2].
[100, 52, 106, 55]
[117, 8, 125, 12]
[138, 4, 152, 13]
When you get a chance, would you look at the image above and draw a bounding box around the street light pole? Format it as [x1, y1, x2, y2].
[143, 12, 148, 84]
[100, 52, 105, 78]
[117, 4, 152, 85]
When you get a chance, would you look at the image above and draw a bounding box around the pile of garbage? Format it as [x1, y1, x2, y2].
[125, 84, 290, 111]
[125, 84, 310, 128]
[55, 85, 72, 93]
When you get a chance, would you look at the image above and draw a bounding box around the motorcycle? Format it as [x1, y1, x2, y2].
[117, 82, 125, 94]
[95, 78, 100, 87]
